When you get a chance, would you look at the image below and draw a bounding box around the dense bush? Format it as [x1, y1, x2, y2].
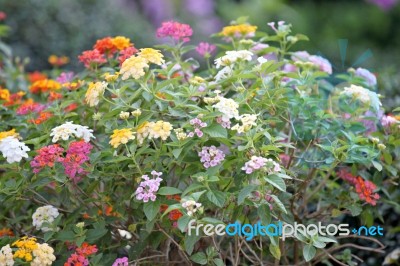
[0, 16, 399, 265]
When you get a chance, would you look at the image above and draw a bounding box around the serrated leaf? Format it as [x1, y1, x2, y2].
[202, 124, 227, 138]
[190, 252, 207, 265]
[269, 195, 287, 214]
[265, 174, 286, 192]
[143, 200, 161, 221]
[206, 190, 226, 207]
[237, 185, 257, 205]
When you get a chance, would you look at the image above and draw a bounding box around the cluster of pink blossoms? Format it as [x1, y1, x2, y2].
[60, 141, 93, 182]
[30, 144, 65, 173]
[196, 42, 216, 57]
[198, 146, 225, 168]
[188, 118, 207, 138]
[242, 156, 281, 174]
[156, 20, 193, 42]
[30, 141, 92, 182]
[135, 171, 163, 202]
[112, 257, 128, 266]
[16, 101, 46, 115]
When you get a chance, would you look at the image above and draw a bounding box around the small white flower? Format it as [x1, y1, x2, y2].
[50, 121, 95, 143]
[0, 136, 30, 163]
[0, 244, 14, 266]
[214, 50, 253, 68]
[213, 96, 239, 122]
[32, 205, 59, 232]
[118, 229, 133, 240]
[31, 243, 56, 266]
[119, 111, 130, 119]
[181, 200, 202, 216]
[215, 66, 233, 81]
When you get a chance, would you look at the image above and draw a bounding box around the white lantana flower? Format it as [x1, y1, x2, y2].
[340, 84, 382, 111]
[232, 114, 258, 133]
[212, 96, 239, 123]
[215, 66, 233, 81]
[214, 50, 253, 68]
[31, 243, 56, 266]
[50, 121, 95, 143]
[32, 205, 59, 232]
[181, 200, 202, 216]
[0, 244, 14, 266]
[0, 136, 30, 163]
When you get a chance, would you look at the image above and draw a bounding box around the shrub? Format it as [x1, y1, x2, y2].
[0, 17, 399, 265]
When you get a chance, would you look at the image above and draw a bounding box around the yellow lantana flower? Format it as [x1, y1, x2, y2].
[0, 88, 10, 101]
[137, 48, 165, 65]
[220, 24, 257, 37]
[109, 128, 135, 148]
[0, 129, 19, 141]
[12, 236, 38, 262]
[112, 36, 132, 51]
[85, 81, 108, 107]
[120, 56, 149, 80]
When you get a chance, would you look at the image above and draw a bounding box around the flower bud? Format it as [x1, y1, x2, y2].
[378, 143, 386, 150]
[119, 111, 130, 119]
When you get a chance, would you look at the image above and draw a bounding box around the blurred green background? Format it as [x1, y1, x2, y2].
[0, 0, 399, 107]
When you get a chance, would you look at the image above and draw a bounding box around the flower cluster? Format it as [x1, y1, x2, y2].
[31, 243, 56, 266]
[187, 117, 207, 138]
[135, 171, 163, 202]
[16, 99, 46, 115]
[78, 36, 137, 68]
[214, 50, 253, 68]
[232, 114, 258, 133]
[48, 55, 69, 67]
[220, 23, 257, 38]
[291, 51, 332, 74]
[60, 141, 93, 181]
[337, 169, 380, 205]
[181, 200, 202, 216]
[242, 156, 281, 174]
[156, 20, 193, 42]
[85, 81, 108, 107]
[213, 96, 239, 128]
[340, 84, 378, 105]
[0, 245, 14, 266]
[136, 121, 173, 144]
[0, 136, 30, 163]
[109, 128, 135, 148]
[196, 42, 216, 57]
[12, 237, 38, 262]
[50, 122, 95, 143]
[30, 144, 64, 173]
[112, 257, 129, 266]
[0, 87, 10, 102]
[65, 242, 98, 266]
[32, 205, 59, 232]
[120, 48, 164, 80]
[29, 79, 61, 94]
[198, 146, 225, 168]
[354, 67, 377, 87]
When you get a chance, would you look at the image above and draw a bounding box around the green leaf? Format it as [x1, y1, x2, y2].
[202, 124, 228, 138]
[371, 160, 382, 172]
[190, 252, 208, 265]
[172, 148, 183, 159]
[185, 233, 201, 255]
[237, 185, 257, 205]
[269, 195, 287, 214]
[158, 187, 182, 195]
[213, 258, 225, 266]
[265, 174, 286, 192]
[303, 244, 316, 262]
[182, 183, 205, 196]
[206, 190, 226, 207]
[143, 200, 161, 221]
[269, 244, 281, 259]
[178, 215, 192, 233]
[257, 204, 271, 225]
[347, 204, 362, 217]
[383, 152, 392, 165]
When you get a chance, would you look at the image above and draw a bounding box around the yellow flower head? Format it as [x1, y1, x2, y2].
[137, 48, 165, 65]
[0, 88, 10, 101]
[112, 36, 132, 51]
[221, 24, 257, 37]
[136, 121, 151, 144]
[85, 81, 108, 107]
[0, 129, 19, 141]
[103, 72, 120, 82]
[148, 121, 173, 141]
[120, 56, 149, 80]
[12, 236, 38, 262]
[29, 79, 61, 94]
[109, 128, 135, 148]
